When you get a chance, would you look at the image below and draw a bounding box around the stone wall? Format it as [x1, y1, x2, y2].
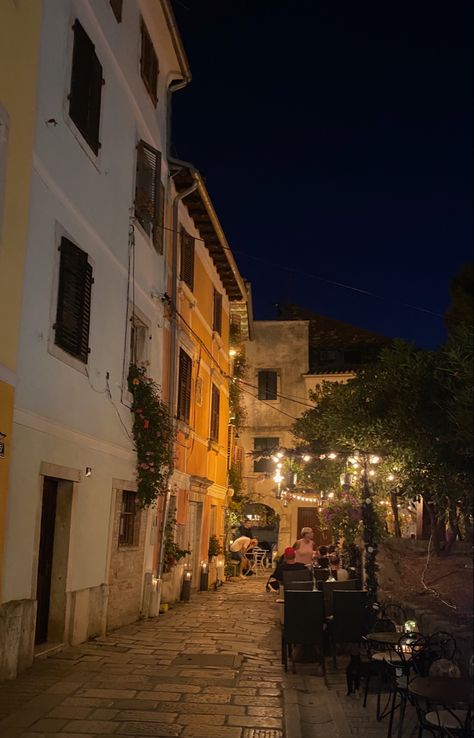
[0, 599, 36, 681]
[377, 538, 473, 675]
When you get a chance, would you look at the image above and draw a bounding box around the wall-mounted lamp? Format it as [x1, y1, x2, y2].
[85, 467, 92, 477]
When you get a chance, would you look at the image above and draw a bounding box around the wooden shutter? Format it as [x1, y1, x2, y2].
[253, 437, 279, 473]
[135, 140, 161, 245]
[180, 230, 195, 290]
[213, 290, 222, 334]
[177, 349, 192, 423]
[258, 370, 277, 400]
[110, 0, 123, 22]
[140, 19, 159, 104]
[69, 20, 102, 155]
[54, 237, 93, 363]
[154, 181, 165, 254]
[210, 385, 220, 442]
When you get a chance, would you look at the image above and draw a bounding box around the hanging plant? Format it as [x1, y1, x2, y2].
[321, 491, 362, 546]
[128, 363, 175, 507]
[163, 511, 190, 573]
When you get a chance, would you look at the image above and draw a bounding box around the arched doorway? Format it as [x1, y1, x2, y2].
[243, 502, 279, 562]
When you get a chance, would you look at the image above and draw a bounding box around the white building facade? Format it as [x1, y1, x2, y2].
[1, 0, 190, 679]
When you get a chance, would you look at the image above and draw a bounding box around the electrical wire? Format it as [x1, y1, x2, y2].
[159, 222, 443, 319]
[237, 383, 300, 421]
[237, 378, 315, 409]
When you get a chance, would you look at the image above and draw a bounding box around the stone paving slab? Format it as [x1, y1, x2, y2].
[0, 576, 426, 738]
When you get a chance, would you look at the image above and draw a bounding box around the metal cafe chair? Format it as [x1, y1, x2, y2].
[383, 632, 430, 738]
[282, 568, 312, 588]
[330, 590, 369, 666]
[322, 579, 357, 617]
[285, 579, 314, 591]
[282, 589, 325, 674]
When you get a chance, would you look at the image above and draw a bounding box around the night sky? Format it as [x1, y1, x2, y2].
[171, 0, 472, 349]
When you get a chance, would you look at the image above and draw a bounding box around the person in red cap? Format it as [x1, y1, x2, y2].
[266, 546, 308, 590]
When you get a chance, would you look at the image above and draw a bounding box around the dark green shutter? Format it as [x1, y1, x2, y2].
[69, 20, 102, 154]
[55, 237, 93, 363]
[210, 385, 220, 442]
[258, 371, 277, 400]
[177, 349, 192, 423]
[135, 140, 161, 246]
[180, 230, 195, 290]
[140, 20, 159, 104]
[213, 290, 222, 334]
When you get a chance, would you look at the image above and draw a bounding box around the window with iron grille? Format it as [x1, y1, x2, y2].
[118, 491, 140, 546]
[180, 230, 194, 290]
[213, 290, 222, 334]
[69, 20, 103, 155]
[253, 437, 279, 473]
[257, 370, 278, 400]
[140, 19, 158, 105]
[109, 0, 123, 22]
[177, 348, 192, 423]
[210, 384, 220, 442]
[134, 140, 163, 252]
[54, 237, 93, 363]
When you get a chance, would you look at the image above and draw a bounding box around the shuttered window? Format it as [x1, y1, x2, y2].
[180, 230, 195, 290]
[54, 237, 93, 363]
[210, 385, 220, 442]
[140, 19, 159, 105]
[213, 290, 222, 335]
[134, 140, 163, 252]
[258, 370, 278, 400]
[69, 20, 103, 155]
[177, 349, 192, 423]
[110, 0, 123, 22]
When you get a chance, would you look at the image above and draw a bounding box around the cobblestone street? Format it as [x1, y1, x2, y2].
[0, 576, 419, 738]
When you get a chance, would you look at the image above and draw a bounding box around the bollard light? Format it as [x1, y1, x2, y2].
[181, 570, 192, 601]
[199, 562, 209, 592]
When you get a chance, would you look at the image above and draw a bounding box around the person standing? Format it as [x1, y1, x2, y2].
[237, 518, 253, 538]
[293, 527, 316, 566]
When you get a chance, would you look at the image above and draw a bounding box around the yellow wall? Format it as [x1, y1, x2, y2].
[0, 1, 42, 596]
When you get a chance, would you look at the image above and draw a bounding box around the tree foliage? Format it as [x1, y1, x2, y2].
[294, 332, 473, 553]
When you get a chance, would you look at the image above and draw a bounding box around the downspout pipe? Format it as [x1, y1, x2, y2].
[154, 77, 197, 601]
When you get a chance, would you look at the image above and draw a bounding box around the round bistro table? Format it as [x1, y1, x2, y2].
[408, 676, 473, 707]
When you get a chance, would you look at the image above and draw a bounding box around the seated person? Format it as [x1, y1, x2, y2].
[316, 545, 329, 569]
[329, 553, 349, 581]
[229, 536, 258, 577]
[272, 546, 308, 584]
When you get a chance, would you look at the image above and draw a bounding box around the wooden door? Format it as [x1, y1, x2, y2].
[35, 478, 58, 644]
[297, 507, 331, 548]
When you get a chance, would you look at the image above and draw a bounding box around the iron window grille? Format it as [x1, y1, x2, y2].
[69, 20, 103, 155]
[140, 19, 158, 105]
[54, 237, 93, 363]
[213, 290, 223, 335]
[118, 491, 140, 546]
[134, 140, 163, 252]
[180, 229, 195, 291]
[210, 385, 220, 442]
[177, 348, 192, 423]
[257, 370, 278, 400]
[253, 437, 279, 473]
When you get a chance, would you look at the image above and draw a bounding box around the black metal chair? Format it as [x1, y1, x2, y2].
[383, 633, 430, 738]
[285, 579, 314, 591]
[362, 617, 398, 709]
[282, 589, 325, 674]
[330, 590, 369, 666]
[282, 568, 312, 588]
[413, 696, 472, 738]
[322, 579, 357, 617]
[313, 568, 331, 583]
[381, 603, 407, 631]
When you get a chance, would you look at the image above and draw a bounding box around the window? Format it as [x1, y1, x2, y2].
[177, 348, 192, 423]
[257, 370, 278, 400]
[130, 315, 149, 366]
[134, 140, 163, 252]
[253, 437, 279, 473]
[320, 350, 338, 363]
[110, 0, 123, 22]
[180, 229, 194, 291]
[140, 19, 158, 105]
[213, 290, 222, 335]
[119, 491, 140, 546]
[69, 20, 103, 155]
[54, 237, 93, 363]
[210, 505, 217, 536]
[210, 384, 220, 442]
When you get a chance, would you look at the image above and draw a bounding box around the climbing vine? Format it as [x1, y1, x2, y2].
[128, 363, 174, 507]
[163, 511, 190, 573]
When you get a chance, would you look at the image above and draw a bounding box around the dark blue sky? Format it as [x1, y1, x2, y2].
[171, 0, 472, 349]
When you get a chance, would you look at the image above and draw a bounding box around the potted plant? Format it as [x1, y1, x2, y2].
[208, 534, 223, 561]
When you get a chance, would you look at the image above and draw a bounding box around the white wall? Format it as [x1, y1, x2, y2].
[2, 0, 182, 611]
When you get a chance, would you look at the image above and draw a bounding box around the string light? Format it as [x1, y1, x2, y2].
[328, 452, 338, 459]
[303, 454, 311, 461]
[369, 455, 380, 464]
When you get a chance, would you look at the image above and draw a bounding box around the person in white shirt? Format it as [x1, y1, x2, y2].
[329, 553, 349, 581]
[229, 536, 258, 577]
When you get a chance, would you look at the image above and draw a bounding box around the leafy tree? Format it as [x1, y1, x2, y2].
[445, 262, 473, 328]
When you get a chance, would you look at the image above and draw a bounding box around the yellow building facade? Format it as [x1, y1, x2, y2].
[159, 165, 248, 595]
[0, 1, 42, 599]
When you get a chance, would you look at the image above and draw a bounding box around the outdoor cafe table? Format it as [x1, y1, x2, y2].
[366, 632, 402, 647]
[408, 677, 473, 707]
